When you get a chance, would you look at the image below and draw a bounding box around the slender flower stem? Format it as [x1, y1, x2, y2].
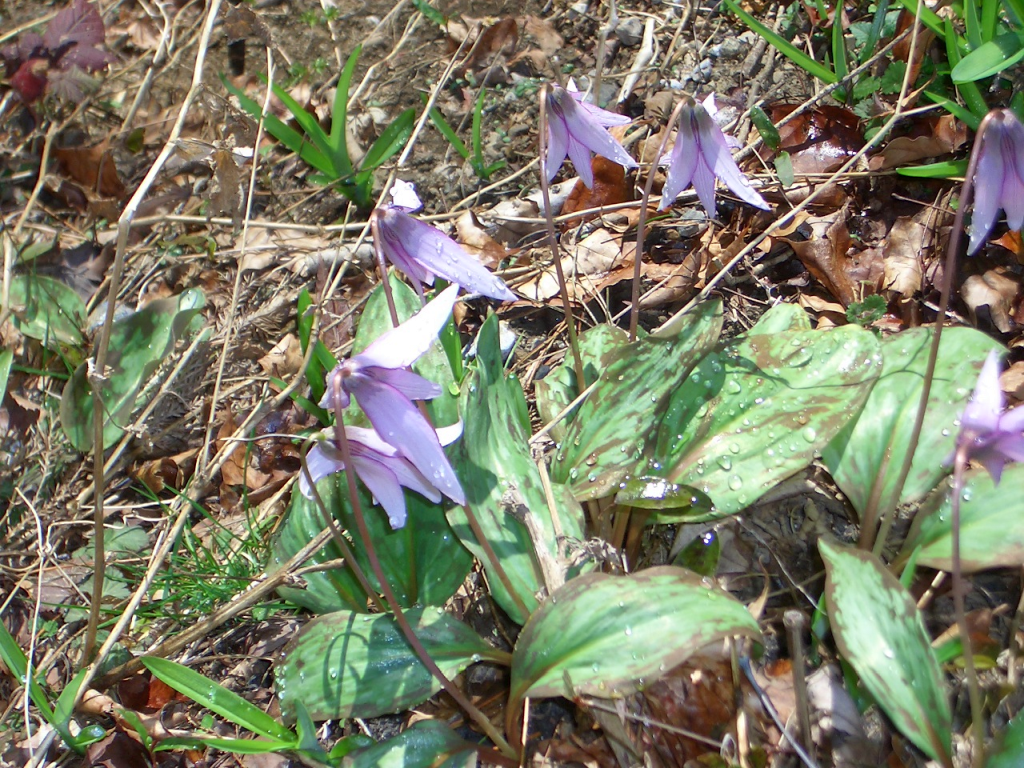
[859, 111, 996, 554]
[539, 84, 586, 388]
[332, 407, 518, 760]
[630, 99, 688, 341]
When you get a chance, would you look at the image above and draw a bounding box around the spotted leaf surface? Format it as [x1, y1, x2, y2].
[509, 566, 760, 711]
[905, 464, 1024, 572]
[551, 300, 723, 501]
[822, 327, 1002, 516]
[276, 608, 503, 721]
[820, 539, 951, 764]
[345, 720, 477, 768]
[644, 321, 880, 519]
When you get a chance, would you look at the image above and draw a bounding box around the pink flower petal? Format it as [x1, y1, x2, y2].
[356, 284, 459, 370]
[962, 350, 1003, 433]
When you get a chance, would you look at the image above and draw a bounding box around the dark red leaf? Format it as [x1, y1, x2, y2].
[44, 0, 106, 50]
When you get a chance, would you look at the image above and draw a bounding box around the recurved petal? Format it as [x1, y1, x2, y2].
[299, 442, 346, 497]
[567, 134, 595, 189]
[660, 116, 699, 211]
[382, 209, 515, 301]
[377, 209, 436, 285]
[558, 92, 637, 172]
[349, 452, 409, 528]
[698, 110, 769, 211]
[970, 120, 1007, 255]
[962, 350, 1003, 432]
[1001, 136, 1024, 232]
[353, 376, 466, 505]
[368, 367, 443, 401]
[356, 284, 459, 370]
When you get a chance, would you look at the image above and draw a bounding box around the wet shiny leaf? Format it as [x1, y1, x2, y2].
[822, 328, 1001, 517]
[452, 314, 585, 624]
[509, 566, 759, 709]
[345, 720, 477, 768]
[277, 608, 503, 721]
[647, 312, 881, 519]
[905, 464, 1024, 572]
[820, 539, 951, 764]
[9, 273, 87, 347]
[551, 300, 723, 501]
[672, 530, 720, 577]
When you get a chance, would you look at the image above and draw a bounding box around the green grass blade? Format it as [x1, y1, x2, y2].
[982, 0, 999, 41]
[723, 0, 838, 83]
[965, 0, 983, 49]
[832, 15, 849, 83]
[860, 0, 891, 65]
[1003, 0, 1024, 25]
[424, 99, 469, 159]
[921, 90, 982, 129]
[142, 657, 295, 743]
[943, 22, 990, 118]
[260, 75, 333, 161]
[221, 75, 334, 176]
[472, 88, 487, 170]
[951, 32, 1024, 82]
[155, 736, 294, 754]
[360, 107, 416, 172]
[0, 619, 55, 722]
[329, 46, 361, 178]
[0, 349, 12, 405]
[895, 157, 968, 177]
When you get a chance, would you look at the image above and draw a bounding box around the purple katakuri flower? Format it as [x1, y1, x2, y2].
[969, 109, 1024, 255]
[300, 422, 463, 529]
[372, 181, 515, 302]
[951, 349, 1024, 484]
[544, 81, 638, 189]
[659, 95, 769, 220]
[321, 284, 466, 507]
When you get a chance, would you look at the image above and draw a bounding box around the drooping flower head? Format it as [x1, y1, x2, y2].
[321, 284, 466, 510]
[659, 95, 769, 220]
[543, 81, 638, 189]
[951, 349, 1024, 483]
[969, 108, 1024, 255]
[301, 423, 463, 529]
[371, 181, 515, 302]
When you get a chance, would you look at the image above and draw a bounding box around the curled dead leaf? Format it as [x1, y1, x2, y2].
[961, 269, 1020, 333]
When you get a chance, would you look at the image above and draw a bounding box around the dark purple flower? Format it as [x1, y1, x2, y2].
[969, 109, 1024, 255]
[321, 284, 465, 507]
[953, 349, 1024, 483]
[300, 423, 463, 529]
[544, 82, 638, 189]
[659, 96, 769, 219]
[372, 182, 515, 301]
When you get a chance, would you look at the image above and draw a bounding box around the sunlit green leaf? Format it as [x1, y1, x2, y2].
[345, 720, 476, 768]
[551, 300, 723, 501]
[276, 608, 505, 721]
[820, 539, 951, 764]
[647, 319, 880, 519]
[9, 273, 86, 347]
[904, 464, 1024, 572]
[451, 314, 585, 624]
[822, 328, 1001, 517]
[509, 566, 759, 709]
[951, 32, 1024, 82]
[61, 290, 205, 451]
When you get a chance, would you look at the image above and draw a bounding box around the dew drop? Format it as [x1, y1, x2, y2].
[717, 456, 732, 470]
[801, 426, 817, 442]
[728, 475, 743, 491]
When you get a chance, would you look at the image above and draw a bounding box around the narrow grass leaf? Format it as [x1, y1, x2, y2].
[647, 315, 880, 519]
[820, 539, 952, 764]
[451, 314, 585, 623]
[905, 464, 1024, 572]
[345, 720, 477, 768]
[426, 103, 469, 159]
[0, 349, 12, 404]
[896, 157, 969, 177]
[965, 0, 983, 49]
[943, 22, 990, 118]
[551, 300, 723, 501]
[155, 736, 295, 754]
[509, 567, 760, 709]
[359, 107, 416, 176]
[276, 608, 503, 721]
[329, 47, 360, 178]
[724, 0, 838, 83]
[142, 657, 294, 743]
[822, 328, 1001, 517]
[61, 289, 205, 451]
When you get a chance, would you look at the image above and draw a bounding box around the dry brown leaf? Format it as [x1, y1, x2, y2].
[1002, 360, 1024, 402]
[778, 206, 857, 305]
[561, 156, 632, 220]
[869, 115, 967, 170]
[520, 228, 625, 301]
[258, 333, 305, 381]
[769, 103, 865, 175]
[523, 15, 563, 54]
[882, 215, 926, 296]
[455, 210, 507, 267]
[961, 269, 1020, 333]
[797, 292, 848, 328]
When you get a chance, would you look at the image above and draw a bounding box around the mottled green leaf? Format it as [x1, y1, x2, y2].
[61, 289, 205, 451]
[904, 464, 1024, 572]
[276, 608, 503, 721]
[535, 323, 628, 443]
[345, 720, 476, 768]
[822, 328, 1001, 516]
[271, 471, 472, 614]
[509, 566, 760, 708]
[551, 300, 723, 501]
[451, 314, 584, 624]
[820, 539, 951, 763]
[9, 273, 86, 347]
[646, 324, 880, 519]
